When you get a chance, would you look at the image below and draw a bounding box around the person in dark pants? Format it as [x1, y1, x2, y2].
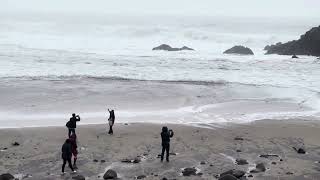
[160, 126, 174, 162]
[66, 113, 80, 137]
[69, 133, 78, 169]
[61, 139, 75, 174]
[107, 109, 115, 135]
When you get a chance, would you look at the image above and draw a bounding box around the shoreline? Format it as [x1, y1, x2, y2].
[1, 120, 320, 179]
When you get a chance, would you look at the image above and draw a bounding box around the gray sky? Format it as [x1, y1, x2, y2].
[1, 0, 320, 17]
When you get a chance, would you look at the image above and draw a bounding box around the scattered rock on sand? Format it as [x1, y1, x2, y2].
[182, 167, 197, 176]
[152, 44, 195, 51]
[93, 159, 99, 162]
[200, 161, 206, 165]
[234, 137, 244, 141]
[220, 169, 245, 178]
[236, 159, 248, 165]
[121, 156, 141, 163]
[0, 173, 15, 180]
[223, 46, 254, 55]
[101, 160, 106, 163]
[72, 174, 85, 180]
[259, 154, 279, 158]
[250, 163, 266, 173]
[103, 169, 117, 179]
[293, 147, 306, 154]
[292, 55, 299, 58]
[219, 174, 238, 180]
[137, 175, 146, 179]
[12, 142, 20, 146]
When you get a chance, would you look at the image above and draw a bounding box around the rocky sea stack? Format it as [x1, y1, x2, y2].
[223, 45, 254, 55]
[265, 25, 320, 56]
[152, 44, 194, 51]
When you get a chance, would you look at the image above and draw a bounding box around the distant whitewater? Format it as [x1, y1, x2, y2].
[0, 13, 319, 127]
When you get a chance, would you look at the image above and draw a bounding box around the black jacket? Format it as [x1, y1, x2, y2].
[68, 116, 80, 128]
[61, 142, 72, 159]
[161, 130, 174, 145]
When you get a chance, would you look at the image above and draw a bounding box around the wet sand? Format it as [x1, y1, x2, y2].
[1, 120, 320, 180]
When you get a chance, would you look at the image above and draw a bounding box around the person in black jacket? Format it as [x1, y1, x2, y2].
[66, 113, 80, 137]
[107, 109, 115, 135]
[160, 126, 174, 162]
[61, 139, 75, 174]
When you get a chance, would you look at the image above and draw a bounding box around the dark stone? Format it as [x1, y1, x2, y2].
[248, 174, 253, 177]
[137, 175, 146, 179]
[101, 160, 106, 163]
[220, 169, 245, 178]
[169, 152, 177, 155]
[93, 159, 98, 162]
[292, 55, 299, 58]
[286, 172, 294, 175]
[293, 147, 306, 154]
[236, 150, 242, 152]
[72, 174, 85, 180]
[103, 169, 117, 179]
[223, 46, 254, 55]
[265, 25, 320, 56]
[162, 178, 168, 180]
[12, 142, 20, 146]
[234, 137, 244, 141]
[236, 159, 248, 165]
[219, 174, 237, 180]
[259, 154, 279, 158]
[0, 173, 15, 180]
[182, 167, 197, 176]
[280, 159, 283, 161]
[200, 161, 206, 165]
[133, 157, 141, 163]
[271, 162, 277, 165]
[197, 172, 203, 176]
[250, 163, 266, 173]
[152, 44, 194, 51]
[124, 123, 129, 125]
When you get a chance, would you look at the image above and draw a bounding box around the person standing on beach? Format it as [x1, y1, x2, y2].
[160, 126, 174, 162]
[61, 139, 76, 174]
[69, 133, 78, 169]
[107, 109, 115, 135]
[66, 113, 80, 137]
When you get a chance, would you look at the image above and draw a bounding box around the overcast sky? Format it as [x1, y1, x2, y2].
[1, 0, 320, 17]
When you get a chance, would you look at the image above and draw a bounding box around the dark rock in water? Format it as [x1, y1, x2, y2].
[0, 173, 15, 180]
[292, 55, 299, 58]
[234, 137, 244, 141]
[12, 142, 20, 146]
[152, 44, 194, 51]
[72, 174, 85, 180]
[250, 163, 266, 173]
[182, 167, 197, 176]
[236, 159, 248, 165]
[219, 174, 237, 180]
[223, 46, 254, 55]
[220, 169, 245, 178]
[137, 175, 146, 179]
[103, 169, 117, 179]
[265, 25, 320, 56]
[200, 161, 206, 165]
[293, 147, 306, 154]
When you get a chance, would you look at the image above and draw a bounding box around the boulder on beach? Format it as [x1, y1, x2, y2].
[220, 169, 245, 178]
[292, 55, 299, 58]
[103, 169, 117, 179]
[182, 167, 197, 176]
[236, 158, 248, 165]
[0, 173, 15, 180]
[223, 46, 254, 55]
[72, 174, 85, 180]
[250, 163, 266, 173]
[265, 25, 320, 56]
[152, 44, 194, 51]
[219, 174, 238, 180]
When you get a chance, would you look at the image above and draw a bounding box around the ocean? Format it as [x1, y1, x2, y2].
[0, 13, 319, 127]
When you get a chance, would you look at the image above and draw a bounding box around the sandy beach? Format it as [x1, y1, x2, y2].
[1, 120, 320, 180]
